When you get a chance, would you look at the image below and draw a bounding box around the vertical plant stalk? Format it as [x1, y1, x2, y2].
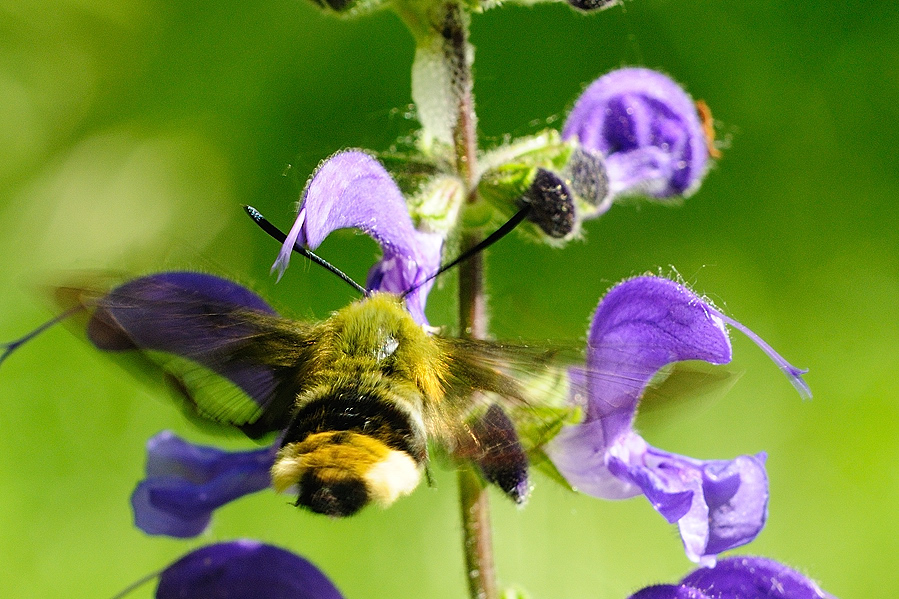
[442, 4, 477, 188]
[457, 231, 494, 599]
[443, 4, 497, 599]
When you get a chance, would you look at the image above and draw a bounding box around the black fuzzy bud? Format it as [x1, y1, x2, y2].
[567, 147, 610, 210]
[567, 0, 618, 11]
[519, 168, 576, 239]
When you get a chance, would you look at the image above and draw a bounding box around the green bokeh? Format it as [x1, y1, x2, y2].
[1, 1, 895, 597]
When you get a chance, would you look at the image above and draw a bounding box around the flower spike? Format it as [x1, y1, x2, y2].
[545, 276, 809, 564]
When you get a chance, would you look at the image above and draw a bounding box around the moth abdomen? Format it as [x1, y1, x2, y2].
[272, 385, 428, 517]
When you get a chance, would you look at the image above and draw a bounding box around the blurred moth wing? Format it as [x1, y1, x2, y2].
[35, 271, 728, 517]
[60, 272, 580, 516]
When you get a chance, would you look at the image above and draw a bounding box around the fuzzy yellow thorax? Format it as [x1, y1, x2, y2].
[318, 293, 448, 402]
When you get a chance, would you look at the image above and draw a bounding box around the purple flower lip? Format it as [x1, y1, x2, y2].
[132, 431, 277, 538]
[628, 556, 837, 599]
[271, 150, 443, 324]
[545, 276, 809, 564]
[155, 540, 344, 599]
[563, 68, 709, 200]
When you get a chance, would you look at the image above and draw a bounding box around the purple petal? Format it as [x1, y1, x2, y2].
[700, 454, 769, 557]
[625, 448, 768, 565]
[157, 540, 344, 599]
[545, 421, 644, 500]
[629, 586, 711, 599]
[681, 556, 838, 599]
[550, 427, 768, 564]
[365, 229, 443, 325]
[628, 557, 836, 599]
[583, 276, 732, 440]
[271, 150, 442, 323]
[87, 272, 279, 410]
[132, 431, 276, 538]
[563, 68, 708, 198]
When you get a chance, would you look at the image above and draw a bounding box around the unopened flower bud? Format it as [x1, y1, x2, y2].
[519, 168, 576, 239]
[567, 0, 618, 11]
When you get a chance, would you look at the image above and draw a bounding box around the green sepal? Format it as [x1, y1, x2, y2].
[377, 151, 466, 236]
[377, 152, 442, 197]
[477, 130, 581, 243]
[479, 129, 572, 176]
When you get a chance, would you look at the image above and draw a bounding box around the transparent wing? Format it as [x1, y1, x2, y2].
[428, 336, 741, 498]
[60, 271, 316, 438]
[424, 338, 579, 500]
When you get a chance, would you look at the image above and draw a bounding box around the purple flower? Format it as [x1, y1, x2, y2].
[272, 150, 443, 324]
[563, 68, 709, 203]
[132, 431, 277, 537]
[156, 540, 344, 599]
[87, 272, 282, 409]
[545, 276, 809, 565]
[628, 556, 837, 599]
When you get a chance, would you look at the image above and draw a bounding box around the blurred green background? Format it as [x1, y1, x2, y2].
[0, 0, 895, 597]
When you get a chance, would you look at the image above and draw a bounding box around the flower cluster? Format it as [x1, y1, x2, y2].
[122, 132, 807, 569]
[475, 67, 711, 242]
[0, 0, 832, 592]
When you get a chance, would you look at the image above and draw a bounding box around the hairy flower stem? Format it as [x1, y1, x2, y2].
[458, 232, 495, 599]
[442, 3, 477, 189]
[442, 4, 497, 599]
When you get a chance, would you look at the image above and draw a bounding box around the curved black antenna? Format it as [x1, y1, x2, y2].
[243, 205, 367, 296]
[0, 306, 85, 369]
[401, 205, 531, 299]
